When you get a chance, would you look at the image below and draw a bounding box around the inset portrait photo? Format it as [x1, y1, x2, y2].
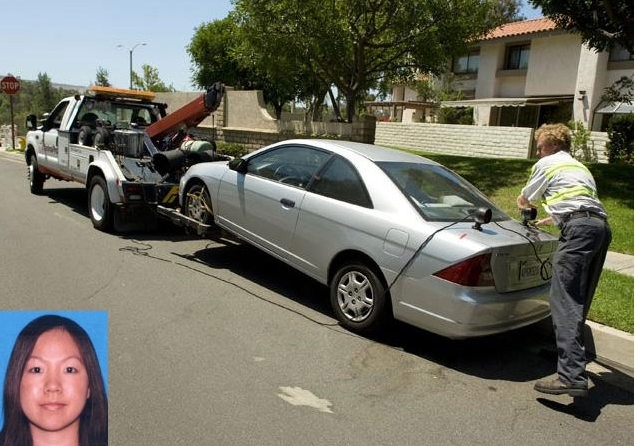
[0, 311, 108, 446]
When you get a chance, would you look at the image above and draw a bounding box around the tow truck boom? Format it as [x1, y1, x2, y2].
[146, 82, 224, 144]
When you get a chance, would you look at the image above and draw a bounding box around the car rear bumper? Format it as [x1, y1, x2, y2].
[392, 281, 551, 339]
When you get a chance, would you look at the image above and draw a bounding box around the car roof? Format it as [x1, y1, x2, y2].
[278, 139, 440, 165]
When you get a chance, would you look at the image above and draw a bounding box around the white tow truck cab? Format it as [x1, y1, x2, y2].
[25, 84, 224, 233]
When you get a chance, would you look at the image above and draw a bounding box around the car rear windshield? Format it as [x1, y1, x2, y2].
[378, 161, 509, 222]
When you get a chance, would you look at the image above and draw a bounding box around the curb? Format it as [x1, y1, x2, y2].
[586, 320, 634, 378]
[536, 317, 633, 388]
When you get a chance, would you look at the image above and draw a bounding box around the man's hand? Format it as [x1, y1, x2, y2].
[517, 194, 532, 209]
[535, 216, 554, 226]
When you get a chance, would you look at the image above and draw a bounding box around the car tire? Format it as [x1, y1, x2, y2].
[183, 182, 213, 225]
[330, 262, 390, 334]
[28, 155, 45, 195]
[88, 175, 114, 232]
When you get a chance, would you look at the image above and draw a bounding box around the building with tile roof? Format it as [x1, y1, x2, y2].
[389, 17, 633, 130]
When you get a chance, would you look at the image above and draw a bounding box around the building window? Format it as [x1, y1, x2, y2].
[452, 50, 480, 74]
[609, 44, 633, 62]
[505, 44, 530, 70]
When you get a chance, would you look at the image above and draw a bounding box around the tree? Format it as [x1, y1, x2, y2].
[131, 65, 175, 92]
[529, 0, 633, 54]
[188, 17, 255, 90]
[188, 15, 319, 119]
[0, 75, 80, 136]
[491, 0, 526, 22]
[601, 75, 634, 104]
[34, 73, 56, 114]
[95, 67, 111, 87]
[234, 0, 509, 122]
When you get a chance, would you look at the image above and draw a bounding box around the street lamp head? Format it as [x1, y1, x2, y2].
[117, 42, 148, 90]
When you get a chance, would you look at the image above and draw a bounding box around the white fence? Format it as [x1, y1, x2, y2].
[375, 122, 609, 163]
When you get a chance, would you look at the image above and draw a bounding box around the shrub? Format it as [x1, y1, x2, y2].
[437, 106, 473, 125]
[605, 114, 634, 165]
[215, 141, 249, 157]
[567, 120, 597, 163]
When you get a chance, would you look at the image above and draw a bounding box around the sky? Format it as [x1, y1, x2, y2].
[1, 0, 542, 92]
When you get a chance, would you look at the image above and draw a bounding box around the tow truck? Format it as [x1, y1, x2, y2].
[25, 83, 224, 232]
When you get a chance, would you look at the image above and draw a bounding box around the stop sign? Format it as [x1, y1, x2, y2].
[1, 75, 20, 95]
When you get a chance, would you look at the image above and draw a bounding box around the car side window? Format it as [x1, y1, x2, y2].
[310, 156, 372, 208]
[246, 145, 330, 188]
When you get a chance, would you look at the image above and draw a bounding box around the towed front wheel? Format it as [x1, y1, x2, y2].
[183, 182, 213, 225]
[330, 262, 390, 334]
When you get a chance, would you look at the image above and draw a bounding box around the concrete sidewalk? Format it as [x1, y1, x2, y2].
[586, 251, 633, 384]
[604, 251, 634, 277]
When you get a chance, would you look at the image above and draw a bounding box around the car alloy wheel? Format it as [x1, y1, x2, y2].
[330, 262, 389, 333]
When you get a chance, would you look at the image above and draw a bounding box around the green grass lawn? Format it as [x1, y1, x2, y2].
[404, 150, 634, 333]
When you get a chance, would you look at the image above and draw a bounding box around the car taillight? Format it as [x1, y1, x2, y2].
[433, 253, 495, 287]
[123, 184, 143, 201]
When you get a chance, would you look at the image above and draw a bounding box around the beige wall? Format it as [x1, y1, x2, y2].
[374, 122, 608, 163]
[525, 33, 581, 96]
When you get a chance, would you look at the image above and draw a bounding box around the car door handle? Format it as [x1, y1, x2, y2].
[280, 198, 295, 208]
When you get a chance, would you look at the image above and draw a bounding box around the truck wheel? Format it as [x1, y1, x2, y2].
[93, 128, 110, 149]
[78, 126, 93, 146]
[28, 155, 45, 195]
[183, 183, 213, 225]
[330, 262, 390, 334]
[88, 175, 114, 232]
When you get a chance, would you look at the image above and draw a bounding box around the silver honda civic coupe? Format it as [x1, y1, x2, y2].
[179, 139, 557, 339]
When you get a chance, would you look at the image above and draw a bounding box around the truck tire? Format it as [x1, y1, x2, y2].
[88, 175, 114, 232]
[28, 155, 45, 195]
[183, 182, 213, 225]
[93, 128, 110, 149]
[78, 125, 93, 146]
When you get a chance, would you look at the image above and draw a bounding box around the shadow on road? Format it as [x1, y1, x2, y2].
[41, 185, 87, 219]
[59, 191, 627, 417]
[182, 239, 634, 410]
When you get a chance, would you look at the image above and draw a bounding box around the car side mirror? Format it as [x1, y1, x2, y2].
[228, 157, 248, 173]
[26, 114, 38, 131]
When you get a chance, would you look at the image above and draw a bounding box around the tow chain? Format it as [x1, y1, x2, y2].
[186, 189, 214, 215]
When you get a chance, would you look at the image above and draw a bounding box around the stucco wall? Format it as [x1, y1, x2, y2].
[526, 33, 581, 96]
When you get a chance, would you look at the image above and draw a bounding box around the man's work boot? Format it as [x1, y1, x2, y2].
[534, 377, 588, 397]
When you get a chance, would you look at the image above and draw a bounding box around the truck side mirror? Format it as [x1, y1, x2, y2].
[26, 114, 38, 131]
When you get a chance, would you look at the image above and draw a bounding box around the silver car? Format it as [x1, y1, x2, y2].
[179, 139, 557, 339]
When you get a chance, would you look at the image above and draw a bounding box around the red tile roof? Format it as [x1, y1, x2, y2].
[481, 17, 559, 41]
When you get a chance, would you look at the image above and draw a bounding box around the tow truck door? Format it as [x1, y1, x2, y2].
[41, 99, 73, 167]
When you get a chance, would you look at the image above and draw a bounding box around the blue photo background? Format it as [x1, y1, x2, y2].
[0, 310, 108, 430]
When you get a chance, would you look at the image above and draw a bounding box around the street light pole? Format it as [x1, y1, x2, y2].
[118, 42, 146, 89]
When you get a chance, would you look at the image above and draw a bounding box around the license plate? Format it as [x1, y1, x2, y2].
[519, 260, 540, 279]
[508, 258, 550, 288]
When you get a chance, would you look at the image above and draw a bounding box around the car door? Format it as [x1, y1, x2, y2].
[216, 144, 331, 261]
[290, 155, 375, 280]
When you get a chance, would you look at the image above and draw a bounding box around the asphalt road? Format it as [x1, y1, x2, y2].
[0, 151, 632, 446]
